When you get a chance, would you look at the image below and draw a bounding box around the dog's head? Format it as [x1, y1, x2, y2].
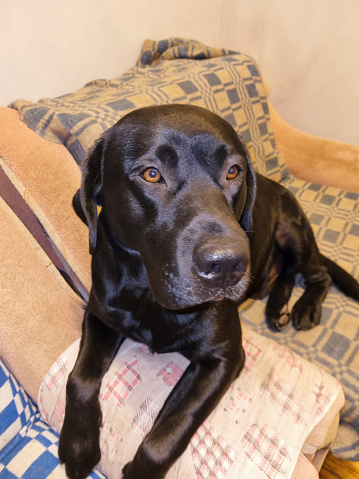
[79, 104, 256, 309]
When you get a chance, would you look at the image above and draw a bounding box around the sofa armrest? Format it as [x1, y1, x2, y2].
[269, 101, 359, 193]
[0, 107, 91, 297]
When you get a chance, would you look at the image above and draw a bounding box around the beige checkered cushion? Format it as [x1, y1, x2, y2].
[11, 38, 288, 182]
[240, 176, 359, 461]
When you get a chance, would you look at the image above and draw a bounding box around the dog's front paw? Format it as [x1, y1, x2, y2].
[291, 300, 321, 330]
[121, 461, 132, 478]
[266, 303, 291, 331]
[59, 447, 100, 479]
[58, 402, 102, 479]
[122, 460, 166, 479]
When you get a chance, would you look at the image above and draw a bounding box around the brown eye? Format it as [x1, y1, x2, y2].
[226, 165, 241, 180]
[142, 167, 162, 183]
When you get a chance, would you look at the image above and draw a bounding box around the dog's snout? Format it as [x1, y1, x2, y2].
[195, 242, 248, 287]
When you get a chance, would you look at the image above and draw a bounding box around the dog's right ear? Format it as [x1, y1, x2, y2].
[239, 147, 257, 233]
[79, 138, 105, 255]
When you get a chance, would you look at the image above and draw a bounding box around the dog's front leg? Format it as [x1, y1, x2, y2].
[123, 336, 245, 479]
[58, 308, 124, 479]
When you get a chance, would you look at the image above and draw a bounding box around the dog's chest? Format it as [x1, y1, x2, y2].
[113, 302, 198, 356]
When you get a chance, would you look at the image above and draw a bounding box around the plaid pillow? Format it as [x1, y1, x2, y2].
[11, 38, 289, 182]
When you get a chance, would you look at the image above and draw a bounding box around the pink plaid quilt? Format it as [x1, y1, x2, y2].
[38, 326, 344, 478]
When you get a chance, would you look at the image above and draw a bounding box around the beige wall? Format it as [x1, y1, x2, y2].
[218, 0, 359, 144]
[1, 0, 358, 144]
[0, 0, 220, 105]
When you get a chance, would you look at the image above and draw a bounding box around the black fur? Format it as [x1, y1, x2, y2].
[59, 104, 359, 479]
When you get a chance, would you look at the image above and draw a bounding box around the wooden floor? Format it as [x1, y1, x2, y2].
[319, 453, 359, 479]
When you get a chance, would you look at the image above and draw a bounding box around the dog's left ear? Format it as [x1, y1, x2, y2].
[79, 138, 105, 254]
[238, 145, 257, 233]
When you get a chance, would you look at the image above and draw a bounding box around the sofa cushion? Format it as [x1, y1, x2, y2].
[11, 38, 289, 182]
[240, 176, 359, 461]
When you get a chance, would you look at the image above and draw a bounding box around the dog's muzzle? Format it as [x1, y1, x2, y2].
[194, 240, 249, 288]
[144, 230, 250, 310]
[140, 190, 251, 310]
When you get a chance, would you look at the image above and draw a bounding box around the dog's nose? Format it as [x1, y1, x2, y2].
[194, 243, 248, 287]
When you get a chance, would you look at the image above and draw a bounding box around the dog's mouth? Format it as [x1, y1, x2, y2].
[147, 262, 251, 311]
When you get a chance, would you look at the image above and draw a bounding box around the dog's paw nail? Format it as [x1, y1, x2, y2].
[276, 309, 290, 330]
[294, 317, 313, 331]
[275, 320, 289, 331]
[279, 304, 290, 316]
[278, 314, 289, 325]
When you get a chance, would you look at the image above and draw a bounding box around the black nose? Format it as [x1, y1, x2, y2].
[194, 242, 248, 287]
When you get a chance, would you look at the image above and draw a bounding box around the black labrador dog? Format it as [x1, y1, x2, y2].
[59, 104, 359, 479]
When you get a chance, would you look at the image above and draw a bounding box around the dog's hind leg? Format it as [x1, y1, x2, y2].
[291, 266, 332, 330]
[290, 221, 332, 330]
[276, 190, 332, 330]
[266, 266, 296, 331]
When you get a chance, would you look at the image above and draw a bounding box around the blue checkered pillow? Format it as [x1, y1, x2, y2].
[0, 360, 105, 478]
[0, 360, 38, 452]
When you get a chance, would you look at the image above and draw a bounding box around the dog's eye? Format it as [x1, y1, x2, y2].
[142, 167, 163, 183]
[226, 165, 241, 180]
